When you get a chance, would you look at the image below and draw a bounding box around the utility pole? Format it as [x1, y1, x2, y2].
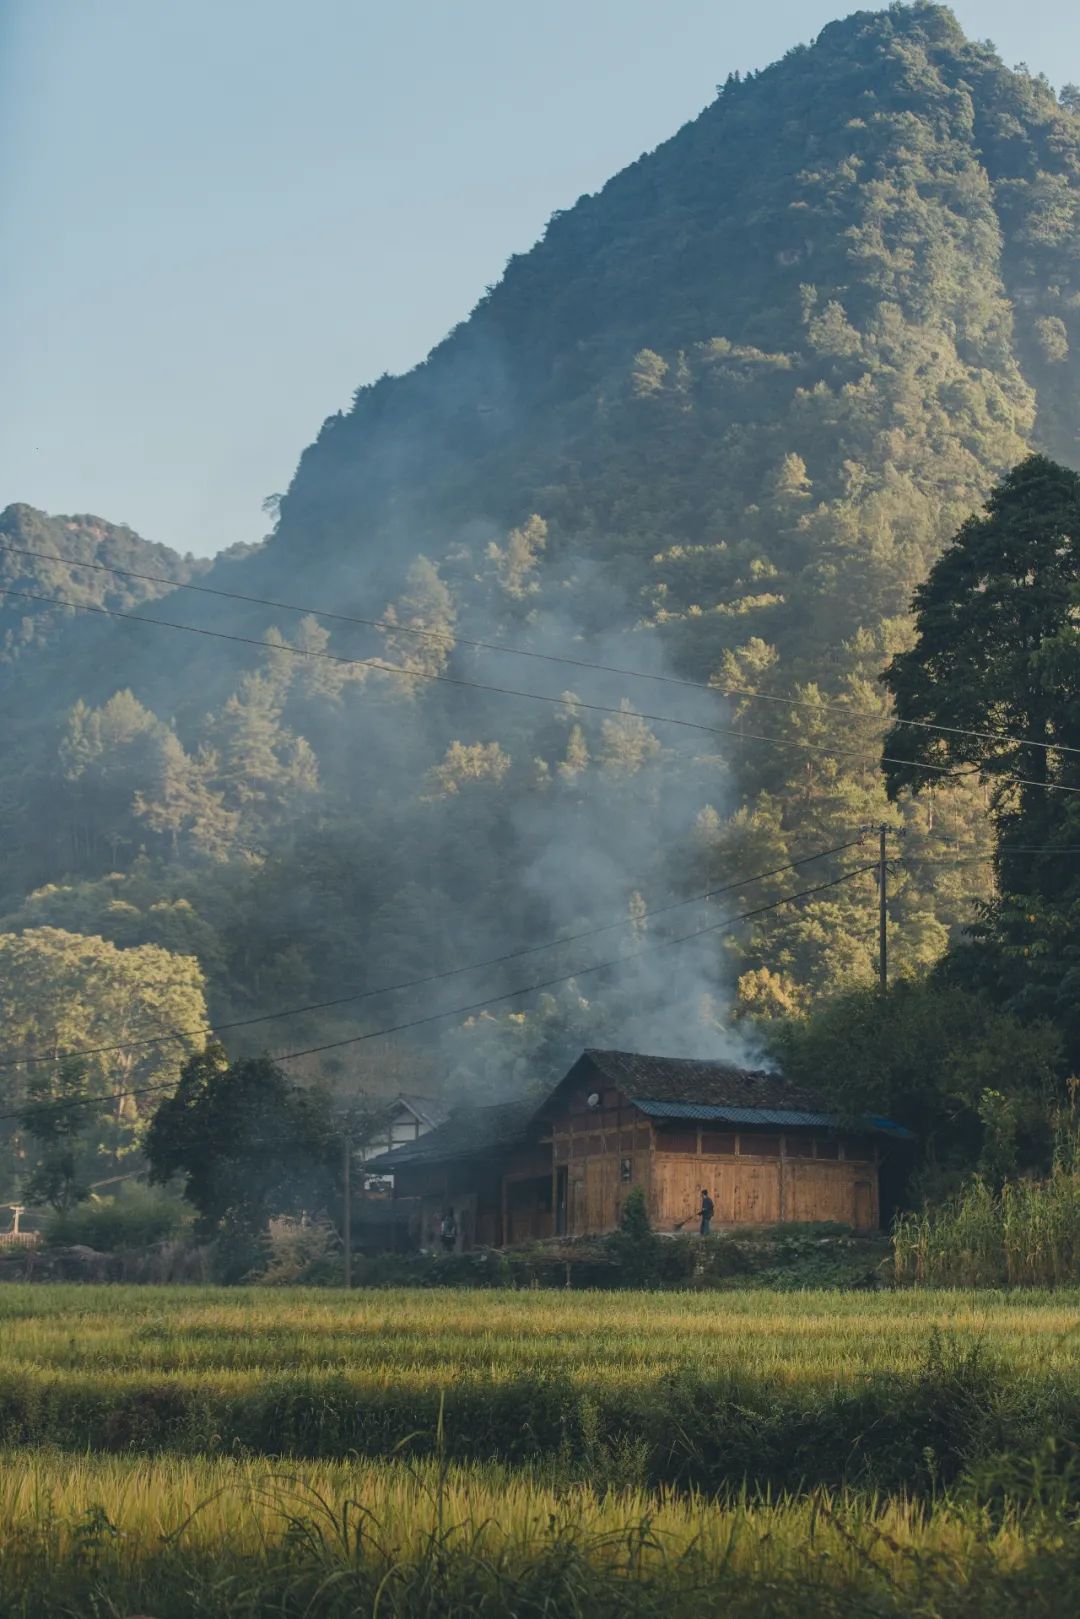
[877, 821, 888, 994]
[342, 1134, 352, 1289]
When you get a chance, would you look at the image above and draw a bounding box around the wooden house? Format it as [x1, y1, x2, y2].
[358, 1094, 449, 1165]
[359, 1093, 450, 1194]
[364, 1097, 545, 1250]
[366, 1048, 911, 1247]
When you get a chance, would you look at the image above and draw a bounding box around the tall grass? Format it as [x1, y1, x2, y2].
[0, 1450, 1078, 1619]
[894, 1158, 1080, 1287]
[5, 1283, 1080, 1380]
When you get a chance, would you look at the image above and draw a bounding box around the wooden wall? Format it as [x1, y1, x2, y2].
[550, 1084, 652, 1237]
[546, 1084, 880, 1235]
[651, 1127, 879, 1232]
[392, 1100, 882, 1251]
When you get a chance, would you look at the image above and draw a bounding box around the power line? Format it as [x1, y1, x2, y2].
[5, 582, 1080, 798]
[0, 861, 876, 1125]
[901, 845, 1080, 865]
[239, 862, 881, 1064]
[4, 538, 1079, 761]
[0, 838, 867, 1070]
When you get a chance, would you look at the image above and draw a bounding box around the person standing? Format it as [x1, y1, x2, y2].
[440, 1208, 457, 1253]
[699, 1188, 714, 1236]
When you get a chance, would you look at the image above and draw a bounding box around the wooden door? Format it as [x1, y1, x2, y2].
[584, 1154, 621, 1233]
[790, 1163, 856, 1226]
[854, 1179, 874, 1232]
[568, 1165, 586, 1235]
[555, 1167, 568, 1236]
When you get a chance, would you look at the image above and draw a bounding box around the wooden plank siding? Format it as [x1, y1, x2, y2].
[549, 1097, 879, 1235]
[651, 1126, 878, 1232]
[550, 1086, 654, 1236]
[387, 1069, 884, 1249]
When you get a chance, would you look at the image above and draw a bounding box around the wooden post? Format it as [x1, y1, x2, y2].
[342, 1135, 352, 1289]
[878, 822, 888, 994]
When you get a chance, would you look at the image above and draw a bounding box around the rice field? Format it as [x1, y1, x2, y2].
[4, 1285, 1080, 1614]
[5, 1283, 1080, 1380]
[2, 1448, 1080, 1618]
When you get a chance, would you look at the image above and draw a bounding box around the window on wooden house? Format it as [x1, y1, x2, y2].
[700, 1131, 736, 1155]
[843, 1137, 875, 1161]
[656, 1127, 698, 1153]
[739, 1134, 781, 1157]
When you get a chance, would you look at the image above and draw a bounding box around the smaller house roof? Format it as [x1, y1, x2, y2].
[390, 1094, 450, 1130]
[364, 1097, 537, 1171]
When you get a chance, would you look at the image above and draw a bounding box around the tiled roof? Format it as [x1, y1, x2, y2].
[364, 1097, 537, 1171]
[581, 1048, 828, 1111]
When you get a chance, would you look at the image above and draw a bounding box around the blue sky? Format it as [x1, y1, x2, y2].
[2, 0, 1078, 558]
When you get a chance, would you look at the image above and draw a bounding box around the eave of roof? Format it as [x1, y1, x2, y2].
[634, 1098, 915, 1139]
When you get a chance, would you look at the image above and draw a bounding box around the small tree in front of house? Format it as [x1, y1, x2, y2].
[606, 1186, 663, 1286]
[145, 1043, 341, 1279]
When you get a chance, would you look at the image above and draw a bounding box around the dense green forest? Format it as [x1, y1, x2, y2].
[4, 3, 1080, 1199]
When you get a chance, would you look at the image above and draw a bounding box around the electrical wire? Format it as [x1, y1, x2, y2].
[4, 537, 1079, 760]
[0, 838, 867, 1070]
[5, 582, 1080, 797]
[0, 860, 876, 1124]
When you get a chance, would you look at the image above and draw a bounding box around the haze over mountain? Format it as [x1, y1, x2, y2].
[3, 3, 1079, 1114]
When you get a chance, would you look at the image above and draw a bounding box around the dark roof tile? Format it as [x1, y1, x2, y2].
[581, 1048, 827, 1111]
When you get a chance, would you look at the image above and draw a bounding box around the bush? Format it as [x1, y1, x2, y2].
[252, 1217, 342, 1286]
[604, 1188, 667, 1286]
[46, 1182, 189, 1251]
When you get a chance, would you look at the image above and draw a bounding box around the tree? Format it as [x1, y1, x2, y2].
[486, 515, 548, 601]
[0, 928, 208, 1193]
[883, 457, 1080, 893]
[18, 1059, 96, 1212]
[381, 557, 457, 687]
[771, 978, 1064, 1189]
[145, 1045, 340, 1254]
[424, 740, 512, 799]
[882, 457, 1080, 1056]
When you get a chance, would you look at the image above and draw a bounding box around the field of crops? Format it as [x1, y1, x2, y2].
[8, 1283, 1080, 1377]
[4, 1284, 1080, 1616]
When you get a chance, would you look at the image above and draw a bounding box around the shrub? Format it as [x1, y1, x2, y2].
[252, 1217, 343, 1286]
[46, 1182, 189, 1251]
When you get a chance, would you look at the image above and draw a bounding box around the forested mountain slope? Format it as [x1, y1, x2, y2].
[3, 3, 1080, 1112]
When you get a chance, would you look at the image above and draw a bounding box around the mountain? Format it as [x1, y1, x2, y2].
[3, 3, 1080, 1110]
